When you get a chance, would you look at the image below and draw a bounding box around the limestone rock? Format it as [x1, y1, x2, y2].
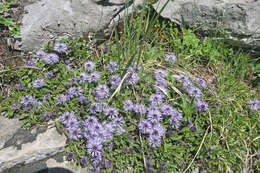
[16, 0, 145, 51]
[153, 0, 260, 54]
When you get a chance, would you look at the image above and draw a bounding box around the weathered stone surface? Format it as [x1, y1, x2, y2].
[0, 123, 66, 172]
[16, 0, 145, 51]
[153, 0, 260, 53]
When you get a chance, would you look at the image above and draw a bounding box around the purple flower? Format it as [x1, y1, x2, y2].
[147, 109, 162, 122]
[148, 135, 162, 148]
[11, 103, 19, 111]
[122, 100, 134, 112]
[154, 69, 167, 80]
[42, 111, 52, 118]
[186, 86, 202, 98]
[35, 50, 46, 59]
[104, 107, 119, 119]
[53, 42, 68, 53]
[138, 119, 152, 134]
[104, 160, 111, 169]
[36, 100, 43, 109]
[78, 95, 90, 104]
[82, 116, 99, 128]
[247, 100, 260, 110]
[65, 59, 70, 64]
[133, 104, 147, 115]
[78, 72, 88, 84]
[16, 84, 24, 91]
[165, 53, 177, 64]
[24, 59, 36, 68]
[80, 156, 88, 167]
[92, 84, 110, 99]
[88, 102, 107, 114]
[104, 46, 112, 55]
[43, 93, 51, 102]
[107, 61, 118, 73]
[176, 74, 190, 84]
[87, 138, 103, 157]
[61, 111, 76, 124]
[67, 127, 82, 141]
[194, 77, 207, 89]
[194, 99, 209, 111]
[126, 72, 139, 85]
[44, 53, 59, 65]
[110, 74, 121, 88]
[45, 72, 54, 79]
[66, 152, 74, 161]
[56, 94, 70, 105]
[66, 65, 73, 71]
[66, 87, 83, 98]
[20, 95, 35, 108]
[84, 61, 95, 72]
[160, 104, 174, 116]
[32, 79, 46, 89]
[149, 94, 164, 106]
[169, 116, 181, 129]
[150, 123, 165, 137]
[88, 72, 100, 83]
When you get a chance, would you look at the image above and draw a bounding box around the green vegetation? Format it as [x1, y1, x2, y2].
[0, 0, 259, 172]
[0, 0, 19, 36]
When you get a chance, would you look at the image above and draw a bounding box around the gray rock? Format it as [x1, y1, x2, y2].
[17, 0, 145, 51]
[0, 121, 67, 172]
[153, 0, 260, 53]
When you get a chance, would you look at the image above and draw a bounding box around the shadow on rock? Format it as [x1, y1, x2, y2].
[35, 167, 74, 173]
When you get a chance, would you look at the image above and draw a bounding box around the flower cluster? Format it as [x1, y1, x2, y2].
[247, 100, 260, 110]
[165, 52, 177, 64]
[176, 74, 209, 111]
[154, 69, 168, 95]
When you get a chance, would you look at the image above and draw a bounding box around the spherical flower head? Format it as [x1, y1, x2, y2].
[43, 93, 51, 102]
[154, 69, 167, 80]
[126, 72, 139, 85]
[83, 61, 95, 72]
[66, 152, 74, 161]
[247, 100, 260, 110]
[88, 72, 100, 83]
[11, 103, 19, 111]
[92, 84, 110, 99]
[24, 59, 36, 68]
[20, 94, 35, 108]
[147, 109, 163, 122]
[104, 160, 111, 169]
[36, 100, 43, 109]
[169, 116, 181, 129]
[138, 119, 152, 134]
[107, 61, 118, 73]
[60, 111, 76, 125]
[78, 72, 88, 84]
[78, 95, 90, 104]
[53, 42, 68, 53]
[160, 104, 174, 116]
[176, 74, 189, 84]
[149, 94, 164, 106]
[35, 50, 46, 59]
[194, 99, 209, 111]
[194, 77, 207, 89]
[150, 123, 166, 138]
[56, 94, 70, 105]
[67, 126, 82, 141]
[44, 53, 59, 65]
[88, 102, 107, 114]
[65, 59, 70, 64]
[104, 106, 119, 119]
[66, 87, 83, 98]
[122, 99, 134, 112]
[134, 104, 147, 115]
[32, 78, 46, 89]
[16, 84, 24, 91]
[148, 135, 162, 148]
[82, 116, 99, 128]
[110, 74, 121, 88]
[45, 72, 54, 79]
[80, 156, 88, 167]
[42, 111, 52, 118]
[165, 52, 177, 64]
[186, 86, 202, 98]
[87, 138, 103, 157]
